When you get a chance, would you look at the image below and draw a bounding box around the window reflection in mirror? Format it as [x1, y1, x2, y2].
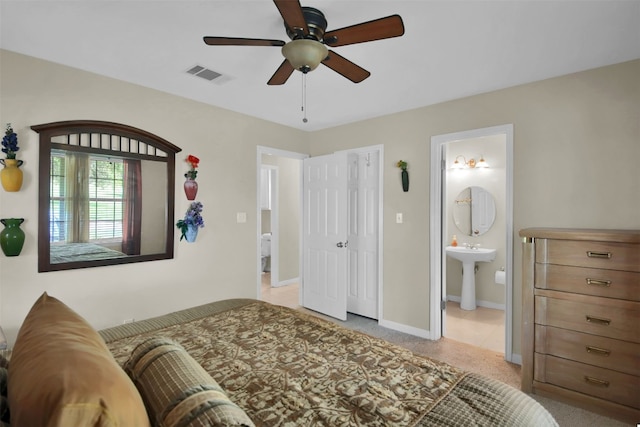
[453, 186, 496, 237]
[33, 121, 181, 272]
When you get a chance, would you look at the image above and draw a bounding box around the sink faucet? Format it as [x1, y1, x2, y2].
[465, 242, 481, 250]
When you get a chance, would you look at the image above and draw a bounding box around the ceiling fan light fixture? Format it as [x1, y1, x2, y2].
[282, 39, 328, 73]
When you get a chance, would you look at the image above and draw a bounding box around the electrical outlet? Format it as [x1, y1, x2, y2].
[123, 318, 135, 324]
[396, 213, 403, 224]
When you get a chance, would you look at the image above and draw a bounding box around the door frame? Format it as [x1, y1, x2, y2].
[256, 146, 308, 300]
[429, 124, 515, 362]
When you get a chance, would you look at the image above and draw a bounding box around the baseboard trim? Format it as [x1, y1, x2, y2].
[510, 353, 522, 365]
[378, 318, 432, 339]
[273, 278, 299, 288]
[447, 295, 506, 311]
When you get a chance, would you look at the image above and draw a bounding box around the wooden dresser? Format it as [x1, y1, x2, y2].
[519, 228, 640, 423]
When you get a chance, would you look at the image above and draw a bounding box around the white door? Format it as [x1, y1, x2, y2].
[302, 152, 348, 321]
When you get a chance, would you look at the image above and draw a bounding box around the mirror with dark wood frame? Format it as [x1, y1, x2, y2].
[33, 120, 181, 272]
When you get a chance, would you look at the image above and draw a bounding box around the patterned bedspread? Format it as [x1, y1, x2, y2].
[101, 299, 557, 426]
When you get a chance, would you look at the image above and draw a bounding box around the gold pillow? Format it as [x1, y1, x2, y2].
[8, 293, 150, 427]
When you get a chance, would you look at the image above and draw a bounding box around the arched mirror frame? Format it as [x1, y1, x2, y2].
[33, 120, 182, 272]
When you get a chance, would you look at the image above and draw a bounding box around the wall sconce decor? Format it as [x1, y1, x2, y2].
[396, 160, 409, 192]
[1, 123, 24, 192]
[451, 155, 489, 169]
[183, 154, 200, 200]
[176, 201, 205, 243]
[0, 218, 26, 256]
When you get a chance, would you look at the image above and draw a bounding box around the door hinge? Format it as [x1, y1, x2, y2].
[441, 159, 447, 170]
[441, 300, 447, 310]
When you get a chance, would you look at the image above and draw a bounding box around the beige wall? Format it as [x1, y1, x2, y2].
[308, 59, 640, 355]
[2, 49, 638, 358]
[0, 49, 307, 344]
[276, 157, 300, 282]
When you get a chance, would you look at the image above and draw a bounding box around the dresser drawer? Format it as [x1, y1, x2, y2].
[534, 353, 640, 409]
[535, 239, 640, 272]
[535, 295, 640, 343]
[535, 325, 640, 376]
[535, 264, 640, 301]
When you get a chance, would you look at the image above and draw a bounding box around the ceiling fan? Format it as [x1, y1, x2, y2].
[203, 0, 405, 85]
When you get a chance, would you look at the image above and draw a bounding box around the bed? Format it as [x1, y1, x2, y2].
[49, 242, 127, 264]
[100, 298, 557, 426]
[3, 295, 557, 426]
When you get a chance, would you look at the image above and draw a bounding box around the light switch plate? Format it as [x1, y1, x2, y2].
[396, 213, 403, 224]
[236, 212, 247, 223]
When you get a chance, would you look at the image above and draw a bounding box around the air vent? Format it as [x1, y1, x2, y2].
[187, 65, 223, 81]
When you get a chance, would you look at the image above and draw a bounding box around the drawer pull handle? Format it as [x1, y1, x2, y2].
[584, 376, 610, 387]
[586, 251, 612, 259]
[586, 346, 611, 356]
[586, 278, 611, 287]
[586, 315, 611, 326]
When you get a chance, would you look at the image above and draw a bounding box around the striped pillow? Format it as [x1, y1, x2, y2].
[124, 336, 254, 427]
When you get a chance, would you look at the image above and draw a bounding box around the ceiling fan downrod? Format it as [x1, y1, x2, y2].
[301, 73, 308, 123]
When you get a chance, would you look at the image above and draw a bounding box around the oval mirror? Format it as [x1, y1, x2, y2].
[32, 120, 182, 272]
[453, 186, 496, 237]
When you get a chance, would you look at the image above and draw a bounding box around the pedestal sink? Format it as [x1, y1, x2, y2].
[446, 246, 497, 310]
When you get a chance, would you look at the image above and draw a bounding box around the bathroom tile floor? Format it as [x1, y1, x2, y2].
[445, 301, 505, 353]
[260, 274, 505, 354]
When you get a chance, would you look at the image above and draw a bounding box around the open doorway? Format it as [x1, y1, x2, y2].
[256, 145, 384, 322]
[256, 146, 307, 307]
[430, 125, 515, 362]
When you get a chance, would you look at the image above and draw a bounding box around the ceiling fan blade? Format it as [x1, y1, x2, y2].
[324, 15, 404, 47]
[321, 50, 370, 83]
[267, 60, 295, 85]
[273, 0, 308, 36]
[203, 37, 285, 47]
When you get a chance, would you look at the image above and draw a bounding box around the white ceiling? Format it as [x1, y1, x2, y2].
[2, 1, 639, 131]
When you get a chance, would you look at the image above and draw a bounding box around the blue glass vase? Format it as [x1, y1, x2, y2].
[185, 224, 198, 243]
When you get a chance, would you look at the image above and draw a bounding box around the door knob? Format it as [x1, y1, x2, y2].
[336, 241, 348, 248]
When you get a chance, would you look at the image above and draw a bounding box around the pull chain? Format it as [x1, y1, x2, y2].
[301, 73, 308, 123]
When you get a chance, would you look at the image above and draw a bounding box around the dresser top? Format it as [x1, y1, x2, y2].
[519, 228, 640, 243]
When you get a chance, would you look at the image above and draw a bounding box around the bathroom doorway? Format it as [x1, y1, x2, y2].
[429, 125, 515, 362]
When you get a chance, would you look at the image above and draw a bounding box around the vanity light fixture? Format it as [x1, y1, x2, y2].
[476, 155, 489, 168]
[452, 155, 466, 169]
[452, 155, 489, 169]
